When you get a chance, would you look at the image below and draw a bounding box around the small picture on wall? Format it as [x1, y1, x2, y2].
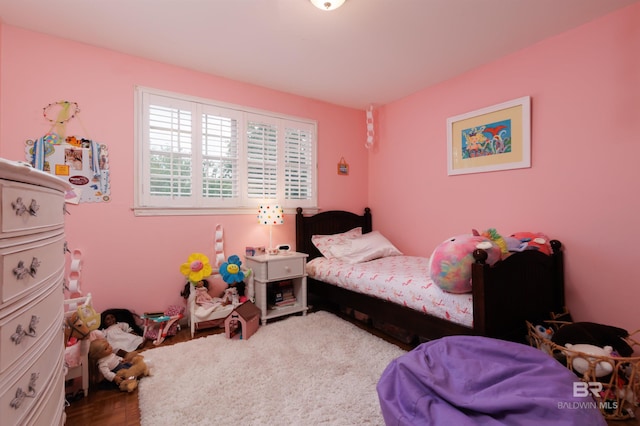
[337, 157, 349, 175]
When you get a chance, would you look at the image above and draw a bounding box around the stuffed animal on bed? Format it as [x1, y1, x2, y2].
[472, 228, 508, 256]
[429, 234, 501, 293]
[88, 338, 151, 392]
[180, 252, 213, 283]
[507, 232, 552, 255]
[219, 255, 249, 303]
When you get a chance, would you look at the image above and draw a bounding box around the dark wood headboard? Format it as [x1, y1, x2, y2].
[295, 207, 372, 260]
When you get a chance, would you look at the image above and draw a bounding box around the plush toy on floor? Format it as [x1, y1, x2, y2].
[88, 338, 151, 392]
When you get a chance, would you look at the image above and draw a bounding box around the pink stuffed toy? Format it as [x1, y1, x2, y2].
[509, 232, 552, 255]
[429, 234, 501, 293]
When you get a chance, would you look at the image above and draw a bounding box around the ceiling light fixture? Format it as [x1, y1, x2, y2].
[310, 0, 346, 11]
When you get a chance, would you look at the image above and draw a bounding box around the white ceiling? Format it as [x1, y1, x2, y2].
[0, 0, 637, 109]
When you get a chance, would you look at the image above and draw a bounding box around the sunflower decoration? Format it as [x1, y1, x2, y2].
[219, 255, 245, 284]
[180, 253, 213, 284]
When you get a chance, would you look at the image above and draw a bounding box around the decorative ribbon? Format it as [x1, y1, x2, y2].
[365, 104, 375, 149]
[214, 225, 225, 268]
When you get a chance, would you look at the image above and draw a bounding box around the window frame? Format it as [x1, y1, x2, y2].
[134, 86, 318, 216]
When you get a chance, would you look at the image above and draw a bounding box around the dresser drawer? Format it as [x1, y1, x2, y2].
[1, 232, 65, 304]
[1, 324, 63, 425]
[1, 180, 65, 238]
[25, 361, 65, 426]
[0, 282, 63, 374]
[266, 257, 305, 280]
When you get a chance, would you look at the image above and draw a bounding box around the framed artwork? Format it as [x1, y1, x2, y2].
[337, 157, 349, 175]
[447, 96, 531, 176]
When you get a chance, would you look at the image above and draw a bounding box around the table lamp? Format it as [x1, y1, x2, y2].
[258, 202, 284, 251]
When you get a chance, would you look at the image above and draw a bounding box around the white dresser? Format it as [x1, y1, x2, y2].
[0, 159, 70, 426]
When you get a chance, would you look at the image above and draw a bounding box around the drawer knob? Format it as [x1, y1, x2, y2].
[10, 315, 39, 344]
[12, 257, 41, 279]
[11, 197, 28, 216]
[284, 266, 291, 272]
[9, 372, 39, 409]
[28, 199, 40, 216]
[29, 257, 41, 276]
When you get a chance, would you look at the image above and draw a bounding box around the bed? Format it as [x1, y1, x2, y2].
[295, 207, 565, 343]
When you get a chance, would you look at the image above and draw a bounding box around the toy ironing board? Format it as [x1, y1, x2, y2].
[142, 311, 184, 345]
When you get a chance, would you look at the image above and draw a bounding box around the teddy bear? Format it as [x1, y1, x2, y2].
[88, 338, 151, 392]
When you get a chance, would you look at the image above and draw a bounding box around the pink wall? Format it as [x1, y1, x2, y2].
[369, 3, 640, 333]
[0, 25, 368, 313]
[1, 4, 638, 334]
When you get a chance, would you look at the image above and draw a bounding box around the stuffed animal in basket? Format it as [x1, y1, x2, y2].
[563, 343, 614, 377]
[552, 322, 634, 357]
[88, 338, 151, 392]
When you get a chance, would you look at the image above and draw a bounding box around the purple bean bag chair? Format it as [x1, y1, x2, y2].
[377, 335, 606, 426]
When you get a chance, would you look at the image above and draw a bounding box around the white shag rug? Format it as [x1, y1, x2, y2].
[138, 311, 406, 426]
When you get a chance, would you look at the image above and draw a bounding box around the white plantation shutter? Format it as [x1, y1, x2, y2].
[136, 87, 317, 214]
[284, 124, 314, 204]
[201, 106, 241, 205]
[246, 116, 278, 200]
[143, 94, 195, 206]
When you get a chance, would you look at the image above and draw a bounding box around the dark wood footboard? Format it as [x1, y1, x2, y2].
[296, 207, 564, 344]
[471, 240, 564, 341]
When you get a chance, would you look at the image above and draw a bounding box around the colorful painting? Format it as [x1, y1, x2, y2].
[447, 97, 530, 176]
[461, 119, 511, 159]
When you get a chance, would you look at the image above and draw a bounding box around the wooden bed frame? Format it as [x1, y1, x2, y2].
[295, 207, 565, 343]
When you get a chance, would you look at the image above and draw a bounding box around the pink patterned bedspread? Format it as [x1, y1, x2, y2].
[306, 256, 473, 327]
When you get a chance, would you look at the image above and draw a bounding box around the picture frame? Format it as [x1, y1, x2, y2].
[337, 157, 349, 176]
[447, 96, 531, 176]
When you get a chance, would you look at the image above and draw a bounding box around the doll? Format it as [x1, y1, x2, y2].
[101, 312, 145, 355]
[88, 338, 150, 392]
[193, 280, 216, 307]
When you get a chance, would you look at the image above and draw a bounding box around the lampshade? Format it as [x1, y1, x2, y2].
[258, 203, 284, 226]
[310, 0, 346, 11]
[258, 203, 284, 250]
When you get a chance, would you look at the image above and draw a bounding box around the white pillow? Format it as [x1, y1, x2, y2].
[328, 231, 402, 263]
[311, 227, 362, 258]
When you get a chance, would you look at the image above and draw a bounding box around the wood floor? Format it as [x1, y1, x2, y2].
[63, 311, 638, 426]
[64, 324, 223, 426]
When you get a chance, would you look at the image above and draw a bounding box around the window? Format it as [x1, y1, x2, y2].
[134, 87, 317, 216]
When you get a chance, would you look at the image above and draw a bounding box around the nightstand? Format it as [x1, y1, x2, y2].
[245, 252, 308, 325]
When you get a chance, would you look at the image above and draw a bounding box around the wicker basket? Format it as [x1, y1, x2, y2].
[527, 320, 640, 420]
